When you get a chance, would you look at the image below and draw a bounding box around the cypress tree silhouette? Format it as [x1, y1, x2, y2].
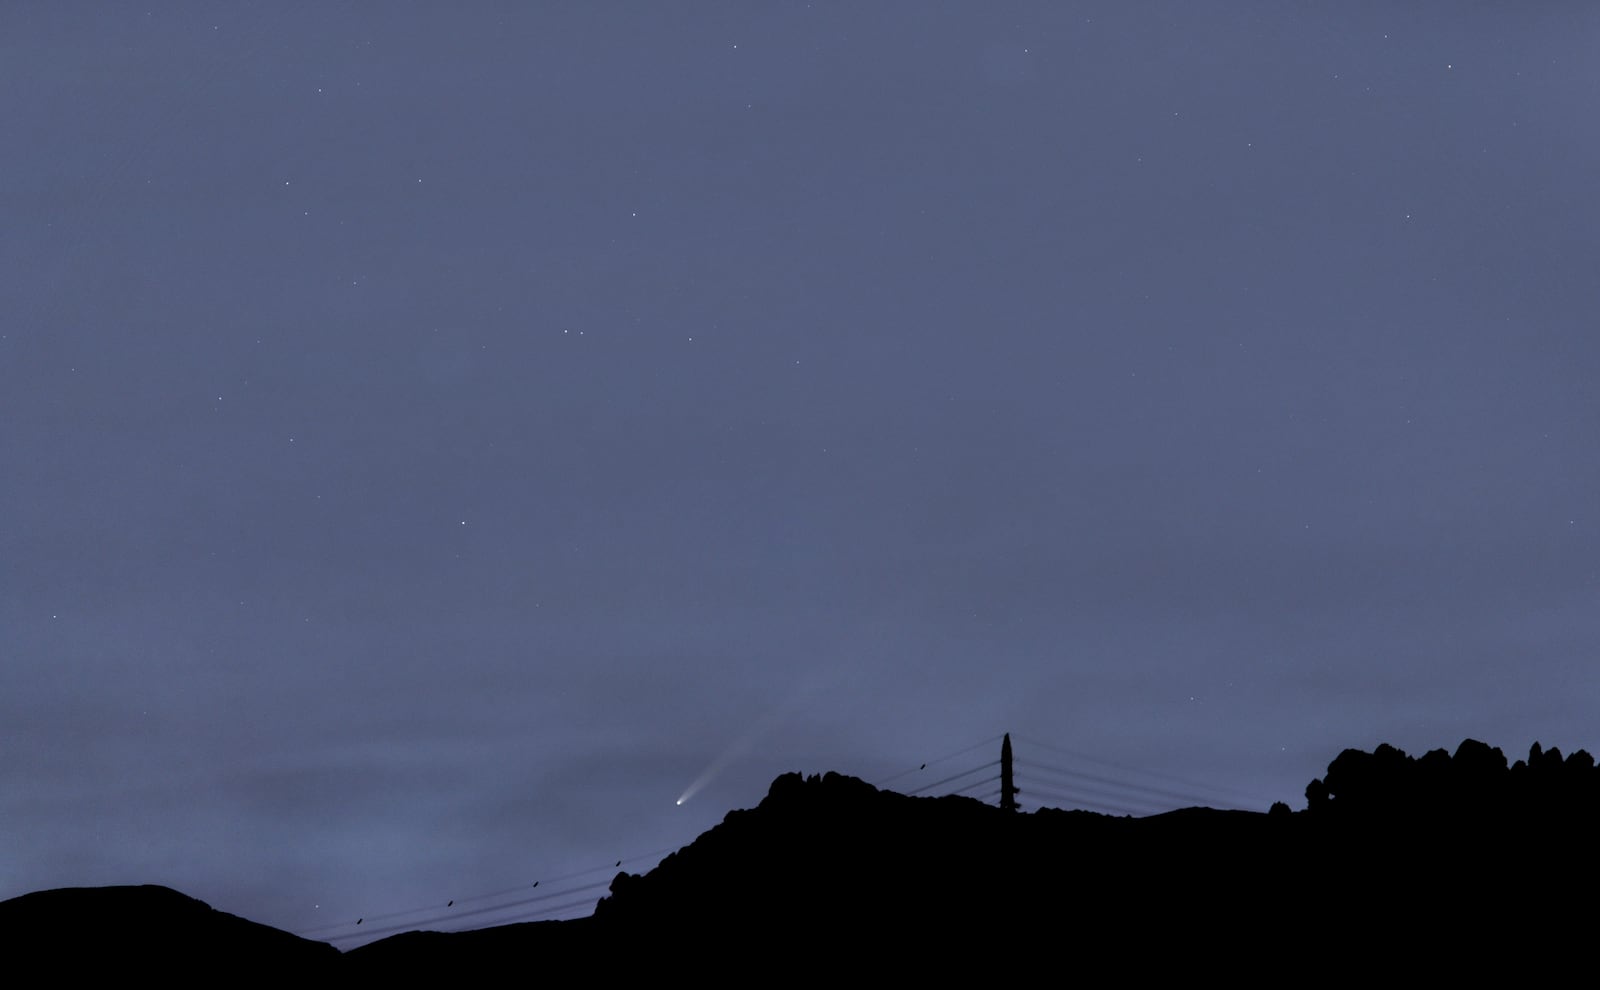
[1000, 733, 1018, 812]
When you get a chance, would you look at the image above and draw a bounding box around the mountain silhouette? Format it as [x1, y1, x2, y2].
[6, 739, 1596, 978]
[0, 884, 339, 978]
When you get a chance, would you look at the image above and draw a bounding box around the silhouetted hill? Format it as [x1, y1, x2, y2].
[352, 738, 1600, 978]
[0, 884, 339, 978]
[10, 739, 1599, 978]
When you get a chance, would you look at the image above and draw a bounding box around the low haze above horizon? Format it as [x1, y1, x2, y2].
[5, 2, 1598, 942]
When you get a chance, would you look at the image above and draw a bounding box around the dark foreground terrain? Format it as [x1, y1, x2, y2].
[7, 739, 1597, 979]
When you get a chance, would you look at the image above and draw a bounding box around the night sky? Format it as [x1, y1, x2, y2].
[6, 3, 1599, 943]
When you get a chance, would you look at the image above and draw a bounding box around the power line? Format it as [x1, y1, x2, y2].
[905, 759, 1001, 796]
[874, 735, 1006, 787]
[1012, 768, 1166, 808]
[1015, 782, 1150, 817]
[1013, 734, 1263, 805]
[1015, 761, 1215, 811]
[323, 878, 614, 943]
[297, 845, 677, 941]
[948, 775, 1001, 798]
[434, 894, 606, 931]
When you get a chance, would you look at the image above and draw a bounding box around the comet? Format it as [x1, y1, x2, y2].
[674, 742, 746, 807]
[673, 686, 819, 807]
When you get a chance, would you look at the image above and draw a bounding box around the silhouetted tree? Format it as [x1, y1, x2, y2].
[1000, 733, 1018, 812]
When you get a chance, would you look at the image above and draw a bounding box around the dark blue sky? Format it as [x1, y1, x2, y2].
[5, 2, 1598, 941]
